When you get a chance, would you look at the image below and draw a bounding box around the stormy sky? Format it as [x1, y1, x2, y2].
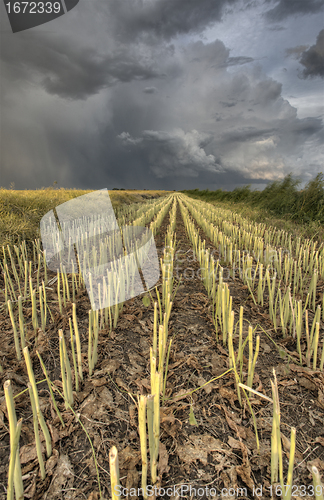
[0, 0, 323, 191]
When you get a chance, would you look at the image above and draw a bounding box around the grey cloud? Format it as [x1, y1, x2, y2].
[252, 79, 283, 105]
[117, 131, 143, 146]
[0, 33, 161, 100]
[286, 45, 309, 58]
[42, 53, 161, 99]
[143, 87, 158, 94]
[1, 4, 323, 193]
[267, 25, 286, 31]
[118, 128, 221, 178]
[221, 126, 277, 143]
[108, 0, 239, 41]
[19, 40, 324, 185]
[0, 1, 249, 103]
[186, 39, 230, 70]
[220, 101, 237, 107]
[291, 116, 323, 136]
[222, 118, 322, 146]
[298, 29, 324, 78]
[265, 0, 324, 21]
[225, 56, 254, 66]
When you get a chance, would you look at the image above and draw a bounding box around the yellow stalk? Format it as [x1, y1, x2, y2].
[228, 317, 242, 406]
[28, 383, 46, 480]
[3, 269, 10, 311]
[7, 300, 21, 361]
[305, 309, 311, 367]
[61, 329, 74, 407]
[57, 270, 62, 314]
[36, 350, 65, 427]
[312, 466, 324, 500]
[36, 252, 41, 292]
[271, 375, 279, 485]
[65, 267, 70, 302]
[109, 446, 121, 500]
[88, 310, 93, 376]
[69, 318, 79, 392]
[158, 324, 164, 375]
[313, 322, 320, 370]
[4, 380, 24, 500]
[5, 263, 17, 302]
[7, 418, 22, 500]
[146, 395, 155, 484]
[150, 349, 156, 394]
[162, 339, 172, 405]
[153, 372, 160, 466]
[39, 285, 45, 332]
[92, 310, 99, 367]
[32, 288, 38, 334]
[153, 302, 158, 358]
[61, 264, 66, 307]
[310, 306, 321, 346]
[42, 281, 47, 329]
[23, 347, 52, 458]
[72, 303, 83, 382]
[283, 427, 296, 500]
[295, 300, 302, 364]
[43, 249, 48, 285]
[24, 260, 28, 298]
[138, 395, 148, 499]
[320, 334, 324, 371]
[238, 306, 243, 379]
[18, 296, 26, 350]
[248, 335, 260, 389]
[247, 325, 253, 387]
[271, 369, 283, 488]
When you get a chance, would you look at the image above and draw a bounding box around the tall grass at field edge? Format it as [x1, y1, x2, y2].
[182, 173, 324, 223]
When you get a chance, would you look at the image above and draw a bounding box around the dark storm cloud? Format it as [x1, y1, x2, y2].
[290, 116, 324, 136]
[221, 117, 323, 146]
[108, 0, 239, 41]
[1, 0, 323, 191]
[264, 0, 324, 21]
[298, 29, 324, 78]
[114, 40, 323, 183]
[0, 34, 161, 100]
[118, 128, 221, 178]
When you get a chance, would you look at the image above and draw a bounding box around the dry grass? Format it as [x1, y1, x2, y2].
[0, 188, 172, 248]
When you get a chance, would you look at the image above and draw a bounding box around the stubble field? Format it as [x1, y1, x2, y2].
[0, 190, 323, 500]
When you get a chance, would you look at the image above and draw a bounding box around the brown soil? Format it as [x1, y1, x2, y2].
[0, 201, 323, 500]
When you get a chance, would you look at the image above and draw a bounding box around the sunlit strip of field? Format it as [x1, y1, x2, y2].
[0, 188, 172, 248]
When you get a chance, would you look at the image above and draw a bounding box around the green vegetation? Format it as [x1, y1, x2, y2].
[182, 173, 324, 237]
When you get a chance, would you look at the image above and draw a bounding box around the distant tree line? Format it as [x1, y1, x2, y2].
[181, 173, 324, 222]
